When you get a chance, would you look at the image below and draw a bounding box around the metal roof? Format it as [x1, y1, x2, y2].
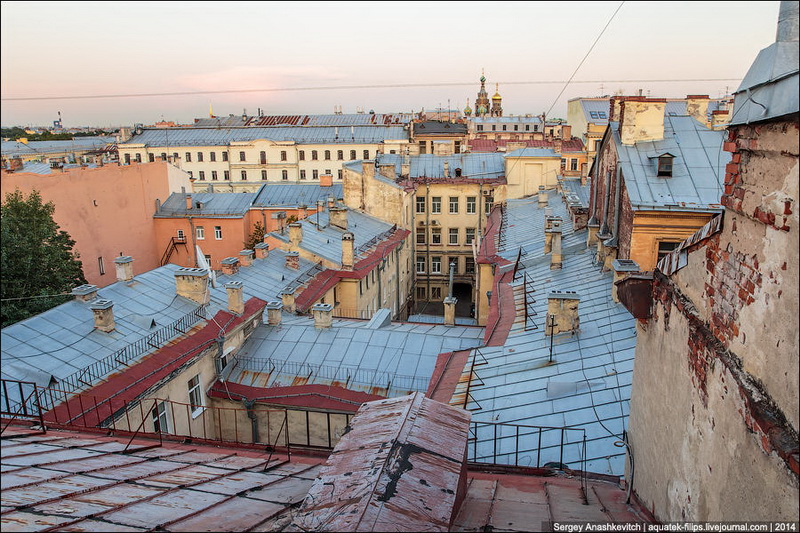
[123, 126, 409, 147]
[376, 153, 505, 180]
[226, 314, 484, 397]
[561, 179, 591, 209]
[407, 314, 478, 326]
[463, 194, 637, 476]
[580, 99, 612, 124]
[470, 116, 544, 124]
[1, 137, 115, 157]
[612, 115, 726, 211]
[505, 148, 560, 158]
[156, 192, 257, 217]
[193, 113, 413, 128]
[412, 120, 468, 135]
[12, 161, 100, 175]
[252, 182, 343, 207]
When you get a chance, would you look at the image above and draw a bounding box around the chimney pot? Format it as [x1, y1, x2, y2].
[329, 207, 348, 230]
[341, 232, 355, 270]
[224, 281, 244, 315]
[221, 257, 240, 276]
[443, 296, 457, 326]
[89, 299, 116, 332]
[254, 242, 270, 259]
[289, 223, 303, 247]
[281, 288, 296, 313]
[114, 255, 134, 282]
[265, 301, 284, 325]
[72, 284, 99, 302]
[320, 173, 333, 187]
[311, 303, 334, 328]
[185, 194, 193, 210]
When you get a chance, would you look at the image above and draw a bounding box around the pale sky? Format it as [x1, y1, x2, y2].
[0, 1, 782, 128]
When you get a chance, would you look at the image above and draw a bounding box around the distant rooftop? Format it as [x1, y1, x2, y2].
[192, 112, 413, 128]
[1, 137, 116, 158]
[376, 153, 505, 180]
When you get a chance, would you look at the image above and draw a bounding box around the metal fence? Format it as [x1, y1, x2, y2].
[234, 356, 429, 396]
[42, 305, 208, 410]
[1, 379, 45, 433]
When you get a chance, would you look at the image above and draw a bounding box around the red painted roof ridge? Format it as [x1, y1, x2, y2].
[208, 380, 385, 412]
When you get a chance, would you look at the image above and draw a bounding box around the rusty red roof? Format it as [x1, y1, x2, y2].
[207, 381, 385, 412]
[469, 138, 585, 153]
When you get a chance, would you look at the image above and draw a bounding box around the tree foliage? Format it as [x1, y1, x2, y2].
[244, 221, 267, 251]
[1, 189, 86, 327]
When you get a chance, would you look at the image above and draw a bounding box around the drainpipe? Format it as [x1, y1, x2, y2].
[395, 247, 401, 319]
[425, 181, 430, 303]
[448, 260, 455, 298]
[243, 399, 259, 443]
[612, 166, 622, 242]
[188, 216, 198, 267]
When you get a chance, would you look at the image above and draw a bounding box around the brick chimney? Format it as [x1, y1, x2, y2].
[546, 291, 580, 335]
[89, 299, 115, 332]
[538, 185, 548, 206]
[174, 268, 210, 304]
[289, 223, 303, 247]
[612, 259, 640, 303]
[554, 138, 562, 154]
[239, 249, 254, 267]
[281, 288, 296, 313]
[114, 256, 134, 282]
[342, 232, 355, 270]
[265, 301, 283, 325]
[618, 97, 667, 145]
[443, 296, 457, 326]
[9, 157, 24, 172]
[285, 251, 300, 270]
[221, 257, 240, 276]
[254, 242, 270, 259]
[320, 173, 333, 187]
[72, 284, 98, 302]
[311, 303, 333, 328]
[329, 207, 348, 230]
[561, 124, 572, 139]
[185, 194, 193, 210]
[685, 95, 710, 126]
[546, 220, 563, 270]
[544, 216, 562, 253]
[377, 163, 396, 180]
[225, 281, 244, 315]
[298, 204, 308, 219]
[327, 196, 336, 209]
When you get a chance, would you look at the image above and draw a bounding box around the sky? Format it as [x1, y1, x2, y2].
[0, 1, 783, 128]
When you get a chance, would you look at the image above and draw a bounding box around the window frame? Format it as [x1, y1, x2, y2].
[416, 196, 426, 214]
[152, 401, 170, 433]
[449, 196, 459, 214]
[239, 151, 246, 162]
[416, 255, 426, 273]
[431, 256, 442, 274]
[196, 226, 205, 240]
[188, 375, 204, 418]
[448, 228, 459, 245]
[214, 226, 222, 240]
[431, 196, 441, 214]
[466, 196, 477, 214]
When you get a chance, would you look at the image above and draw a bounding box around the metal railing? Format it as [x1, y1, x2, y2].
[354, 225, 398, 256]
[234, 356, 429, 396]
[331, 306, 375, 320]
[1, 380, 45, 435]
[41, 305, 208, 410]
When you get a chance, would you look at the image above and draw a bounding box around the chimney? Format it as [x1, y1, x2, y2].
[554, 138, 562, 154]
[72, 284, 98, 302]
[89, 299, 115, 332]
[685, 95, 711, 126]
[289, 223, 303, 246]
[612, 259, 640, 303]
[341, 232, 354, 270]
[221, 257, 240, 276]
[225, 281, 244, 315]
[311, 303, 333, 328]
[377, 163, 396, 179]
[561, 124, 572, 139]
[285, 251, 300, 270]
[327, 196, 336, 209]
[544, 216, 562, 253]
[297, 204, 308, 219]
[329, 207, 348, 230]
[281, 288, 296, 313]
[254, 242, 270, 259]
[174, 268, 210, 304]
[547, 220, 563, 270]
[9, 157, 23, 172]
[93, 155, 104, 167]
[265, 301, 283, 325]
[444, 160, 450, 178]
[619, 97, 667, 145]
[320, 173, 333, 187]
[546, 291, 580, 335]
[443, 296, 457, 326]
[239, 249, 254, 267]
[538, 185, 548, 206]
[185, 194, 193, 210]
[114, 255, 134, 282]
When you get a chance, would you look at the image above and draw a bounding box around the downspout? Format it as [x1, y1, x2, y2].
[188, 215, 198, 267]
[243, 399, 259, 443]
[395, 247, 401, 319]
[425, 181, 430, 303]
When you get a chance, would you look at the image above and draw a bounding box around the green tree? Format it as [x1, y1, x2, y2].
[1, 189, 86, 327]
[244, 221, 267, 251]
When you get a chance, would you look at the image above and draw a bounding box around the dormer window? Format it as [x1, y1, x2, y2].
[657, 154, 674, 177]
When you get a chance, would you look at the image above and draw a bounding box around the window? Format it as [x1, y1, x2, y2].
[449, 196, 459, 214]
[222, 152, 228, 162]
[449, 228, 459, 245]
[571, 158, 578, 171]
[658, 155, 674, 177]
[455, 141, 461, 153]
[260, 151, 267, 164]
[485, 196, 494, 215]
[419, 141, 427, 154]
[241, 170, 247, 180]
[525, 125, 530, 131]
[312, 170, 319, 180]
[363, 150, 369, 159]
[514, 125, 519, 131]
[416, 228, 426, 245]
[198, 171, 205, 180]
[214, 226, 222, 240]
[491, 125, 496, 131]
[325, 169, 331, 176]
[534, 125, 539, 132]
[98, 257, 105, 275]
[210, 152, 216, 162]
[337, 150, 343, 160]
[325, 150, 331, 160]
[657, 241, 680, 261]
[350, 150, 356, 160]
[236, 151, 245, 162]
[282, 170, 288, 180]
[187, 171, 193, 178]
[431, 227, 441, 245]
[431, 197, 441, 214]
[187, 374, 204, 416]
[224, 170, 230, 180]
[173, 152, 178, 160]
[431, 256, 442, 274]
[466, 196, 476, 214]
[280, 150, 287, 161]
[416, 286, 426, 300]
[431, 287, 442, 299]
[311, 150, 318, 160]
[502, 125, 507, 131]
[211, 171, 218, 180]
[124, 153, 131, 164]
[152, 401, 169, 433]
[148, 153, 155, 162]
[465, 257, 475, 274]
[561, 158, 567, 171]
[177, 229, 185, 241]
[135, 153, 141, 163]
[299, 150, 305, 161]
[416, 196, 425, 213]
[197, 152, 203, 162]
[416, 255, 426, 273]
[300, 170, 307, 180]
[196, 226, 205, 240]
[261, 170, 268, 180]
[338, 169, 343, 180]
[466, 227, 476, 244]
[477, 125, 483, 132]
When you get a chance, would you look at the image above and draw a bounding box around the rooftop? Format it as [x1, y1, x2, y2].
[193, 112, 413, 128]
[469, 138, 585, 153]
[412, 120, 468, 135]
[376, 153, 505, 180]
[1, 137, 116, 157]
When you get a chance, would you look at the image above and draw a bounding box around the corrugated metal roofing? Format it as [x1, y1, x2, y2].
[413, 120, 468, 135]
[613, 115, 726, 210]
[13, 162, 100, 175]
[470, 116, 544, 124]
[1, 137, 115, 157]
[123, 126, 409, 147]
[376, 153, 505, 180]
[580, 99, 612, 124]
[561, 179, 591, 208]
[469, 138, 585, 153]
[193, 113, 413, 128]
